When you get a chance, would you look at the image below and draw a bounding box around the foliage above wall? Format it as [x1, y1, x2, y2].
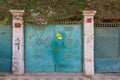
[86, 0, 120, 23]
[0, 0, 89, 24]
[0, 0, 120, 25]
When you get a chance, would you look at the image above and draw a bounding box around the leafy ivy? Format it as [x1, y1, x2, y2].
[1, 0, 119, 25]
[0, 0, 88, 25]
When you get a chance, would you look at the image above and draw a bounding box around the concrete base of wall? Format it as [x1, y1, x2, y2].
[0, 73, 119, 80]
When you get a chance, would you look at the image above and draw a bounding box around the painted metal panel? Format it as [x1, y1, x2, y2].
[25, 24, 55, 72]
[55, 25, 82, 72]
[25, 24, 82, 72]
[0, 25, 12, 72]
[95, 59, 120, 72]
[95, 27, 120, 72]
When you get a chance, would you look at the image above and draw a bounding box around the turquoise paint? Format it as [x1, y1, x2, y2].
[95, 27, 120, 72]
[0, 25, 12, 72]
[54, 25, 82, 72]
[95, 59, 120, 72]
[25, 24, 55, 72]
[25, 24, 82, 72]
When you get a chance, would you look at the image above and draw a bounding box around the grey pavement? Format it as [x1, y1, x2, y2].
[0, 73, 120, 80]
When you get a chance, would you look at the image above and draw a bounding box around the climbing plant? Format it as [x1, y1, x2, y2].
[0, 0, 89, 25]
[1, 0, 119, 24]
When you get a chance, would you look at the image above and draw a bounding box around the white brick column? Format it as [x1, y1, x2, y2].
[83, 10, 96, 75]
[10, 10, 24, 75]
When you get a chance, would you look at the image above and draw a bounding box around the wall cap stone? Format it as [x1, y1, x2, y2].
[83, 10, 96, 16]
[10, 10, 24, 15]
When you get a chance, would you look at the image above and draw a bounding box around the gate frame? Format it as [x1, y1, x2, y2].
[10, 10, 96, 75]
[94, 23, 120, 73]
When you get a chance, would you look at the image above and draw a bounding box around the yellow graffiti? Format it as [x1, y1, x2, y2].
[56, 33, 62, 39]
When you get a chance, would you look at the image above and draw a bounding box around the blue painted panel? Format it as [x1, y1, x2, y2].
[25, 24, 55, 72]
[95, 27, 120, 72]
[0, 25, 12, 72]
[95, 59, 120, 72]
[95, 27, 119, 58]
[55, 25, 82, 72]
[25, 24, 82, 72]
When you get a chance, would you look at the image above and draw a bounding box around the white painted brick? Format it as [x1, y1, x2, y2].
[83, 10, 96, 75]
[10, 10, 24, 75]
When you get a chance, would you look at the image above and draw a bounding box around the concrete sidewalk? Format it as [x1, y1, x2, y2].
[0, 73, 120, 80]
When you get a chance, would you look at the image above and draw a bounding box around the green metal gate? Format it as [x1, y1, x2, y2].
[95, 23, 120, 72]
[25, 24, 82, 72]
[0, 25, 12, 72]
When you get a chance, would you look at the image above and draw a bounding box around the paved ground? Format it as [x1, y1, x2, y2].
[0, 73, 120, 80]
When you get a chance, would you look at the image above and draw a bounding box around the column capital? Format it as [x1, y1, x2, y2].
[83, 10, 96, 16]
[10, 10, 24, 16]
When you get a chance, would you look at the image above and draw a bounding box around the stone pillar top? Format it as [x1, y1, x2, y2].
[83, 10, 96, 16]
[10, 10, 24, 15]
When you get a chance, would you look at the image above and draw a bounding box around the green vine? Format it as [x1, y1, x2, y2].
[0, 0, 120, 25]
[0, 0, 88, 25]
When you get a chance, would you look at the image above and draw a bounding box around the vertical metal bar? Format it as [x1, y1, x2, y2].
[118, 24, 120, 71]
[118, 24, 120, 58]
[53, 25, 57, 71]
